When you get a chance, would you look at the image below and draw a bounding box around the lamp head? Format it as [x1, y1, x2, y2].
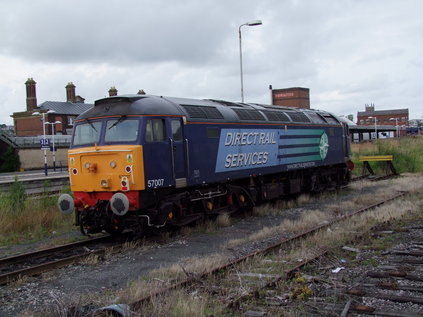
[246, 20, 262, 26]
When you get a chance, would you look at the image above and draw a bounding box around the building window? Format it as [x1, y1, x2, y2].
[68, 116, 75, 126]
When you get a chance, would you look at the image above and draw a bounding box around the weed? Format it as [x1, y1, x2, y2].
[360, 258, 379, 267]
[4, 177, 27, 211]
[292, 285, 313, 300]
[0, 186, 75, 246]
[81, 253, 99, 265]
[216, 213, 231, 227]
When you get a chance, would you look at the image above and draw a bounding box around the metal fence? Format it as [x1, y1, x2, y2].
[8, 135, 72, 148]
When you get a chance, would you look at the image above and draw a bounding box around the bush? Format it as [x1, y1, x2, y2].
[0, 146, 21, 172]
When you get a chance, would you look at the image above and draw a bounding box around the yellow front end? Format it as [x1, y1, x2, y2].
[68, 145, 145, 192]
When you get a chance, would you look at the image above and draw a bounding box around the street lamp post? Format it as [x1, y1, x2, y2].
[390, 118, 399, 138]
[32, 110, 56, 176]
[239, 20, 262, 103]
[368, 116, 377, 140]
[45, 120, 62, 171]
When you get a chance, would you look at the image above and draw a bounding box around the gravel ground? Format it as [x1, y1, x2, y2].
[0, 179, 402, 316]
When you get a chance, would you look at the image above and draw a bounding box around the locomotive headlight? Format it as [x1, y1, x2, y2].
[110, 161, 117, 168]
[84, 162, 90, 169]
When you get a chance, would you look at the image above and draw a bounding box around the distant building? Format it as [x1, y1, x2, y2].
[269, 86, 310, 109]
[11, 79, 93, 136]
[357, 104, 409, 136]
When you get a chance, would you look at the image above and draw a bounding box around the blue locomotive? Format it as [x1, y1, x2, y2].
[58, 95, 353, 235]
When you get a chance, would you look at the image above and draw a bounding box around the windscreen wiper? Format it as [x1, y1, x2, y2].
[108, 115, 127, 130]
[85, 118, 97, 132]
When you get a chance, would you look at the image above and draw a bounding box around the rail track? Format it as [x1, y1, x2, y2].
[351, 173, 398, 182]
[0, 235, 125, 285]
[0, 174, 69, 197]
[86, 190, 410, 317]
[277, 229, 423, 316]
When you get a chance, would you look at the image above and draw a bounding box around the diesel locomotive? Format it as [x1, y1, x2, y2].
[58, 95, 353, 235]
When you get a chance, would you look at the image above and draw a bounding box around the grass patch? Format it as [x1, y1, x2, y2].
[0, 182, 75, 246]
[351, 136, 423, 175]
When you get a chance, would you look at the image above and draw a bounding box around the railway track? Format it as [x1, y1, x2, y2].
[289, 229, 423, 316]
[351, 173, 398, 182]
[86, 191, 410, 317]
[0, 235, 124, 285]
[0, 174, 69, 197]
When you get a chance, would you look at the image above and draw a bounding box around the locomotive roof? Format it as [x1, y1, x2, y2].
[76, 94, 341, 126]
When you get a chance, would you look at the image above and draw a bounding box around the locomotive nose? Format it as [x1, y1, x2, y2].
[58, 194, 75, 215]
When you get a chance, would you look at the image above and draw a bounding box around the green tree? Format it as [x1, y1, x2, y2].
[0, 146, 21, 172]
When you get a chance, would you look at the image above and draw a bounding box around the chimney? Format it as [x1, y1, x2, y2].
[66, 82, 76, 103]
[137, 89, 146, 95]
[25, 78, 37, 111]
[75, 95, 85, 103]
[109, 86, 118, 96]
[365, 103, 374, 113]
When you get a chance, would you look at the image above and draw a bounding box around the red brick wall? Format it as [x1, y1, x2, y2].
[272, 87, 310, 109]
[14, 116, 43, 136]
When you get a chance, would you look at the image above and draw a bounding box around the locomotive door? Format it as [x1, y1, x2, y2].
[169, 118, 187, 188]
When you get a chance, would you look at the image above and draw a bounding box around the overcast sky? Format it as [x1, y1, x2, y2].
[1, 0, 422, 125]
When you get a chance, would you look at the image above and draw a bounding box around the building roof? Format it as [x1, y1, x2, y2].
[39, 101, 93, 115]
[357, 108, 408, 116]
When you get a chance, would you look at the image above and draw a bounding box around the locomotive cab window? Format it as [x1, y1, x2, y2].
[145, 119, 166, 142]
[171, 120, 182, 141]
[72, 121, 101, 146]
[105, 118, 139, 142]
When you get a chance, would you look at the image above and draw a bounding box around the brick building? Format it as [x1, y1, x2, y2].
[356, 104, 409, 136]
[270, 86, 310, 109]
[11, 79, 93, 136]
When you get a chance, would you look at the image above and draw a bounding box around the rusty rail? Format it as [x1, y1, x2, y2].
[0, 235, 116, 285]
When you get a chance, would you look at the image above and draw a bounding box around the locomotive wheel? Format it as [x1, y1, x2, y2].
[80, 220, 91, 236]
[105, 213, 124, 236]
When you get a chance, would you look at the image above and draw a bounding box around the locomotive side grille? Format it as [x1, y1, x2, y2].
[286, 112, 311, 123]
[262, 110, 291, 122]
[233, 109, 266, 121]
[306, 112, 327, 124]
[181, 105, 224, 119]
[321, 114, 340, 124]
[202, 107, 224, 119]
